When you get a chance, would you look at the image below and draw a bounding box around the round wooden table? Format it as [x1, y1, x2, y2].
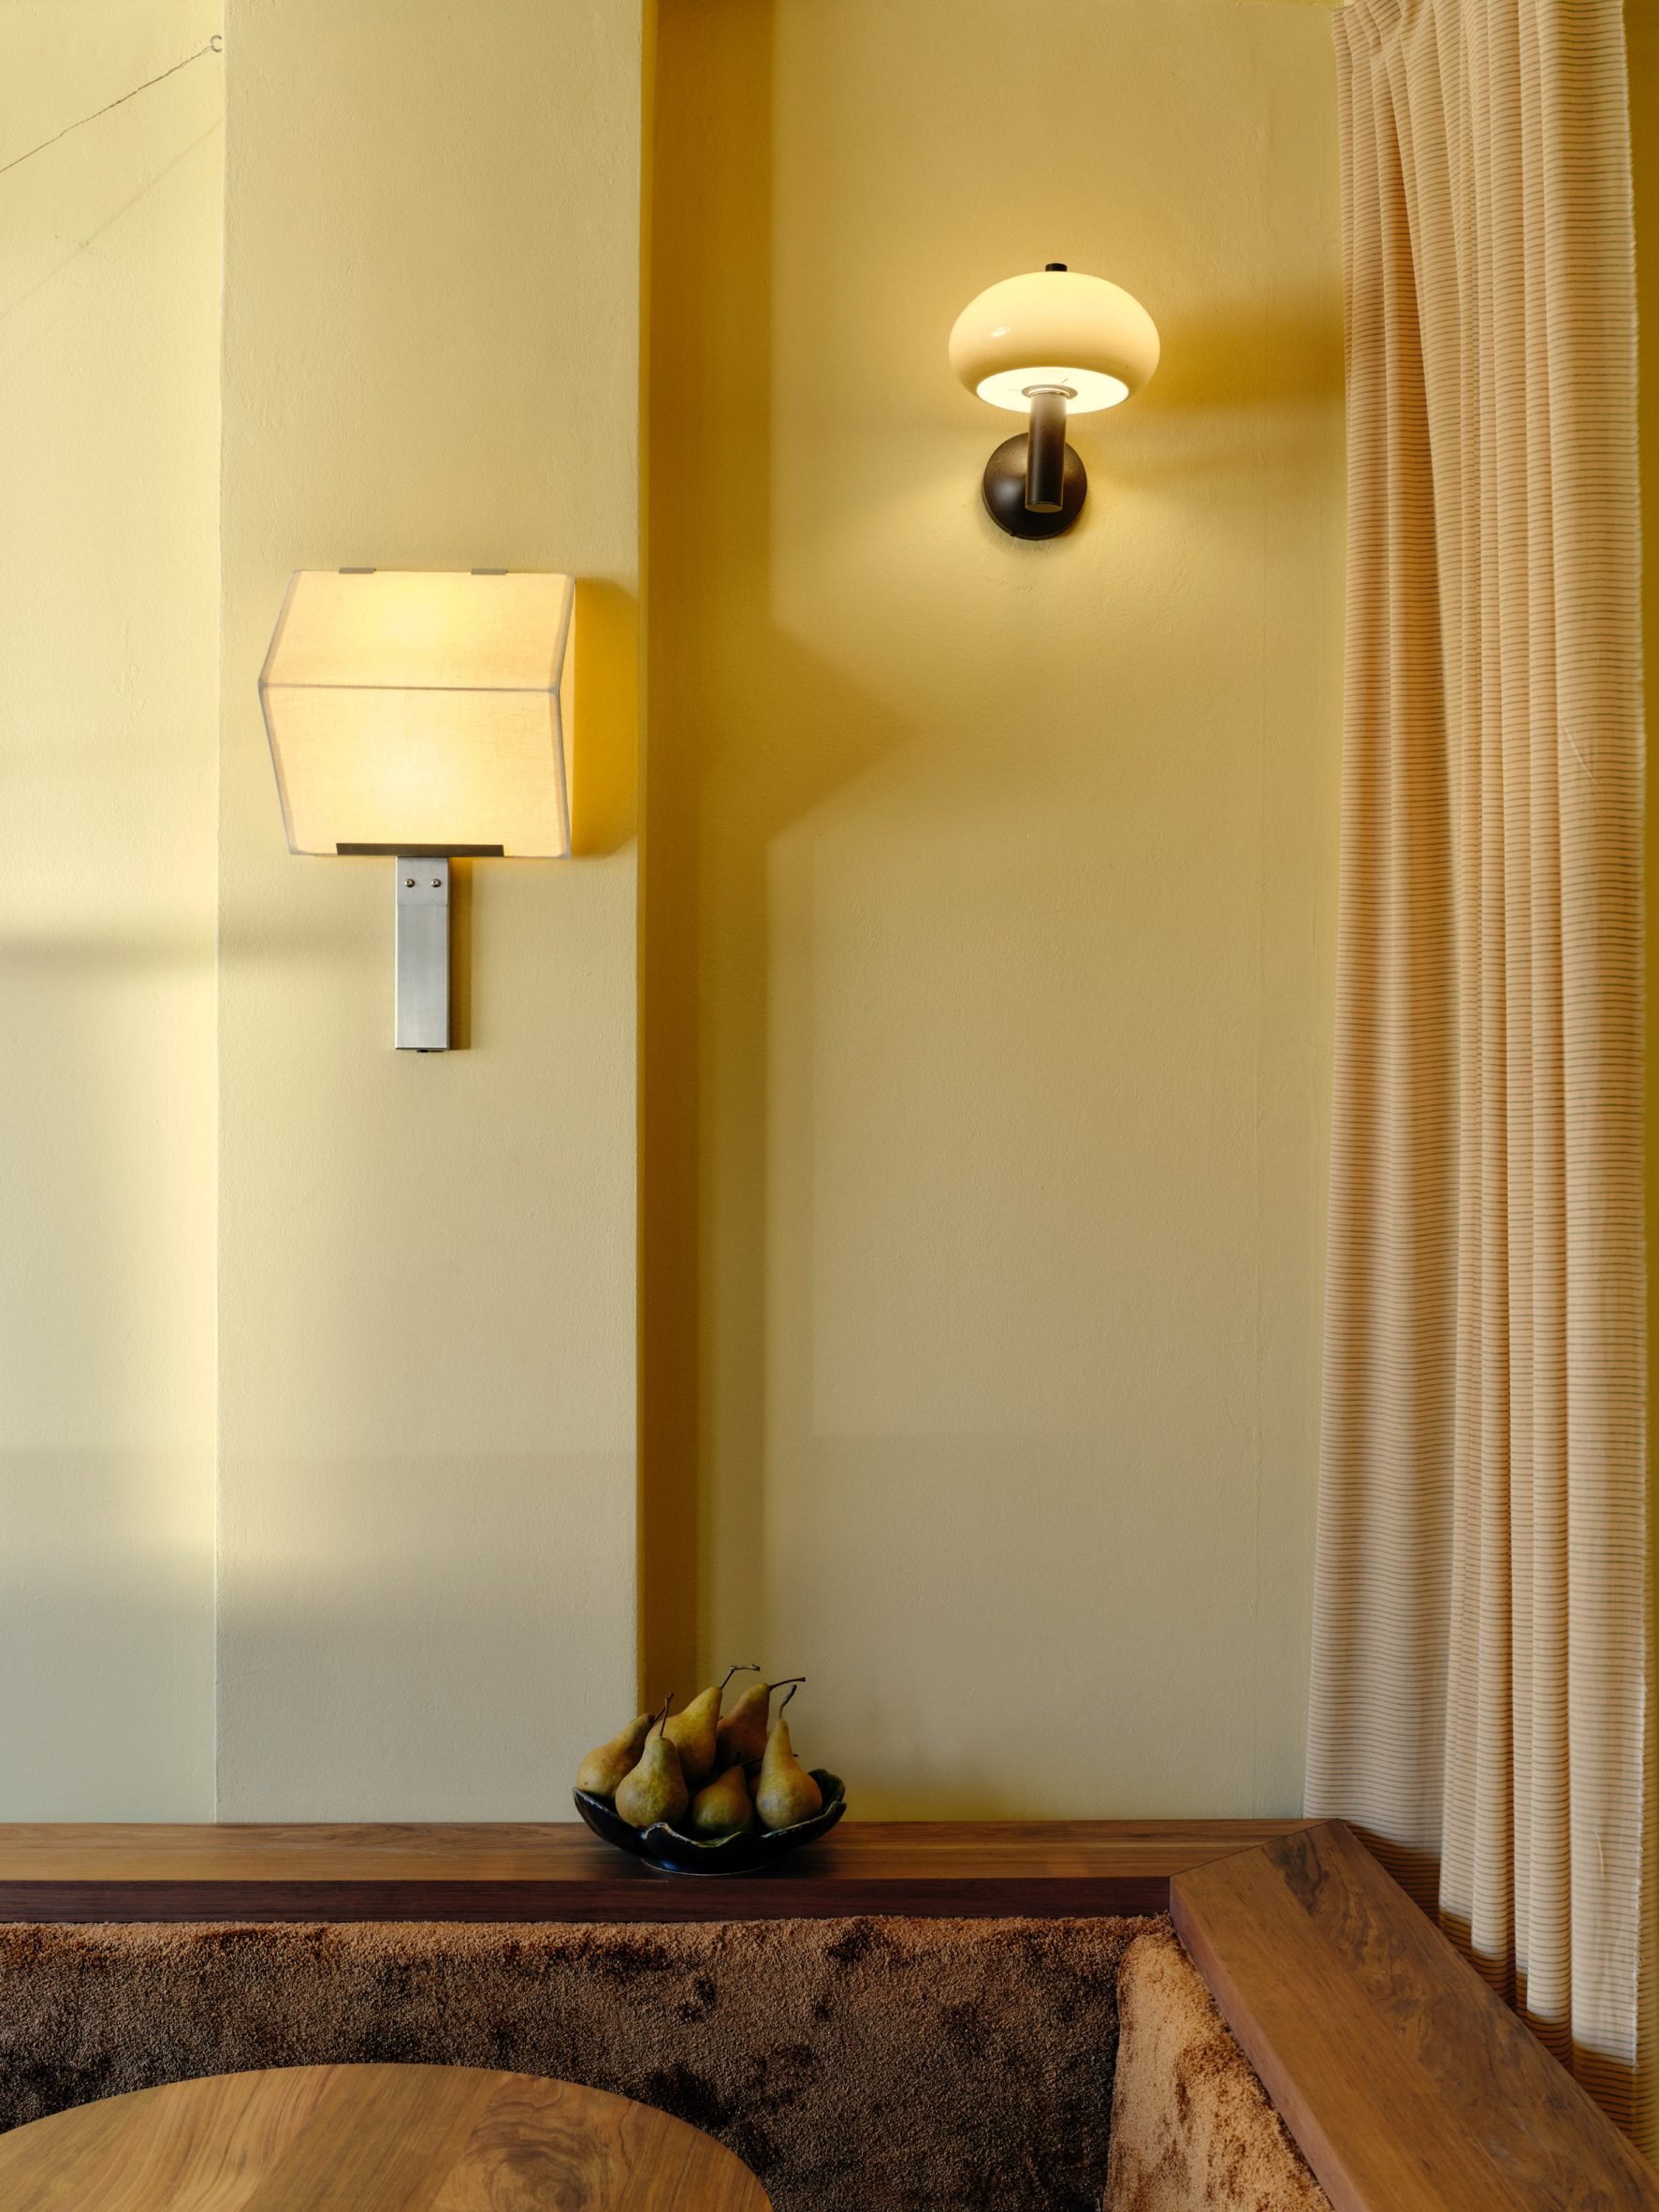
[0, 2063, 772, 2209]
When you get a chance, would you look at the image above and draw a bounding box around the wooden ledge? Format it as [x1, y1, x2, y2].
[0, 1815, 1652, 2209]
[1172, 1820, 1659, 2212]
[0, 1818, 1312, 1923]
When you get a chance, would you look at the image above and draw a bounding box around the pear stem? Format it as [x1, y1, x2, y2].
[719, 1662, 762, 1695]
[650, 1691, 674, 1736]
[778, 1681, 801, 1714]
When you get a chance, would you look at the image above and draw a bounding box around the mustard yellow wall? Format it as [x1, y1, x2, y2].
[1633, 0, 1656, 1925]
[215, 0, 642, 1815]
[645, 0, 1346, 1812]
[0, 4, 220, 1814]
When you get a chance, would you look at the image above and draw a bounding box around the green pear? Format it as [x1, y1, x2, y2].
[716, 1675, 805, 1772]
[575, 1711, 655, 1798]
[663, 1664, 759, 1788]
[614, 1695, 690, 1829]
[689, 1762, 755, 1839]
[755, 1686, 822, 1830]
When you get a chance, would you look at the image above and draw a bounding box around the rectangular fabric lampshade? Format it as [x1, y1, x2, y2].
[259, 570, 576, 857]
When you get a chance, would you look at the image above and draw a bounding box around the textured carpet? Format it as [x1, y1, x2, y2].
[1107, 1922, 1330, 2212]
[0, 1915, 1148, 2212]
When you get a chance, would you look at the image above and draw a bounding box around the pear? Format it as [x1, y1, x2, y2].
[663, 1664, 759, 1788]
[716, 1675, 805, 1773]
[614, 1695, 690, 1830]
[755, 1685, 822, 1830]
[689, 1762, 756, 1839]
[575, 1711, 655, 1798]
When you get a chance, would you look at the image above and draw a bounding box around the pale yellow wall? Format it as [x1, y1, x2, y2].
[0, 3, 220, 1814]
[647, 0, 1346, 1813]
[7, 0, 1343, 1820]
[216, 0, 642, 1816]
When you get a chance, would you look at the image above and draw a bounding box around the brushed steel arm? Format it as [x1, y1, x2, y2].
[395, 857, 450, 1052]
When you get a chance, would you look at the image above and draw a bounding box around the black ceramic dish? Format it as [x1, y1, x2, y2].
[573, 1770, 846, 1874]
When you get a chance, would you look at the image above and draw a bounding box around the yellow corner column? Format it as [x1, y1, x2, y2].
[217, 0, 641, 1815]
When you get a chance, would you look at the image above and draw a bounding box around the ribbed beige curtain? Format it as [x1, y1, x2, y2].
[1306, 0, 1651, 2147]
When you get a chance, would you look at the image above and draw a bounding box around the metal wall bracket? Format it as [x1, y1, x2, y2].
[982, 432, 1086, 538]
[395, 856, 450, 1052]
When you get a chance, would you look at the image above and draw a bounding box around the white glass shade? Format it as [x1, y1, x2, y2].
[259, 570, 575, 857]
[949, 267, 1159, 414]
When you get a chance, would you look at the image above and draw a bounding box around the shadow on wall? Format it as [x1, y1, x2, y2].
[639, 0, 912, 1702]
[1147, 297, 1345, 415]
[215, 1448, 633, 1821]
[0, 1451, 213, 1819]
[572, 578, 640, 858]
[441, 579, 636, 1049]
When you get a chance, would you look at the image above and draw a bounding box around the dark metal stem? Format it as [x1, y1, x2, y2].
[1026, 388, 1069, 512]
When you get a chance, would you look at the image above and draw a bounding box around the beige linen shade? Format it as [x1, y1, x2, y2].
[259, 569, 575, 857]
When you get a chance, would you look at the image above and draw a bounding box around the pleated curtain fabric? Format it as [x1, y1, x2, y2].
[1306, 0, 1652, 2146]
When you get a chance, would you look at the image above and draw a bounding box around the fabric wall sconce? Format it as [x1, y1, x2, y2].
[949, 264, 1158, 538]
[259, 568, 575, 1052]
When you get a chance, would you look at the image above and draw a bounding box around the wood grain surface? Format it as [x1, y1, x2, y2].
[0, 1819, 1312, 1922]
[1, 1819, 1649, 2208]
[0, 2065, 771, 2212]
[1171, 1820, 1659, 2212]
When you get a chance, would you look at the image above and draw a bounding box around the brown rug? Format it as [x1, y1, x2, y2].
[0, 1915, 1149, 2212]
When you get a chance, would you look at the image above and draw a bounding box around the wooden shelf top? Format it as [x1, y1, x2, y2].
[1172, 1822, 1659, 2212]
[0, 1818, 1312, 1922]
[2, 1815, 1650, 2212]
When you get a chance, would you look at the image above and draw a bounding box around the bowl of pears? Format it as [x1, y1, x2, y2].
[573, 1667, 845, 1874]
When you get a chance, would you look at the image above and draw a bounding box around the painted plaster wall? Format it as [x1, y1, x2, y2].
[215, 0, 642, 1816]
[644, 0, 1346, 1813]
[1633, 0, 1657, 1861]
[7, 0, 1356, 1820]
[0, 2, 221, 1815]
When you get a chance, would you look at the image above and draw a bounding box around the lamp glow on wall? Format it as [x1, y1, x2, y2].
[259, 569, 575, 1051]
[950, 263, 1158, 538]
